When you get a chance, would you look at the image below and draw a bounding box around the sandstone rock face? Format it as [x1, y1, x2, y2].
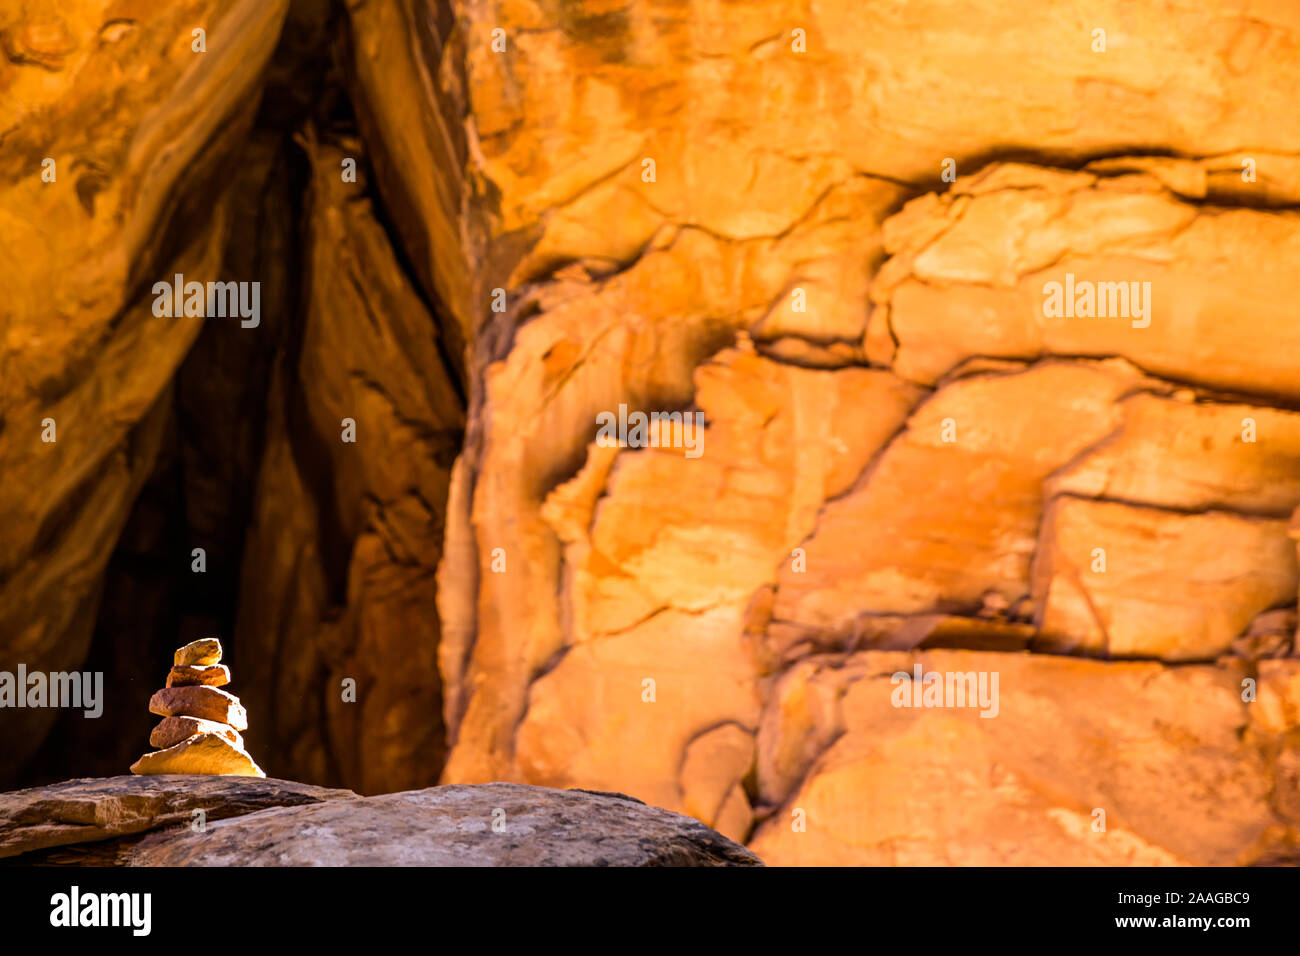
[413, 0, 1300, 865]
[867, 164, 1300, 396]
[749, 652, 1300, 865]
[1032, 497, 1296, 660]
[5, 0, 1300, 868]
[0, 0, 292, 784]
[231, 137, 465, 793]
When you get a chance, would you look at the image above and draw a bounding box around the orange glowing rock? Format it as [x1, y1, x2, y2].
[150, 716, 244, 750]
[132, 644, 262, 776]
[166, 664, 231, 688]
[149, 686, 247, 731]
[174, 638, 222, 667]
[130, 734, 265, 778]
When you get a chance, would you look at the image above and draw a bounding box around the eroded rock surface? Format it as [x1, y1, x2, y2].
[232, 137, 465, 793]
[0, 0, 292, 785]
[418, 2, 1300, 866]
[750, 652, 1300, 865]
[5, 0, 1300, 867]
[1, 778, 760, 867]
[123, 782, 762, 866]
[0, 775, 352, 860]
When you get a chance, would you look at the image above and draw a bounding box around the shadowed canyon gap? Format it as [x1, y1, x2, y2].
[1, 0, 1299, 865]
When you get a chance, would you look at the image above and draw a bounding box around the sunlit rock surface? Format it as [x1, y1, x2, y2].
[3, 0, 1300, 864]
[748, 652, 1300, 865]
[0, 0, 291, 781]
[423, 0, 1300, 865]
[232, 138, 465, 794]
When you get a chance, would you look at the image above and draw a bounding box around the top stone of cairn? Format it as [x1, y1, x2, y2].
[174, 638, 222, 668]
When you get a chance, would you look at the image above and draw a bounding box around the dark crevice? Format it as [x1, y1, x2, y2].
[13, 0, 471, 790]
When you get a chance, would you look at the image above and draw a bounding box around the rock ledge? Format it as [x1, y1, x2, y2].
[1, 777, 762, 867]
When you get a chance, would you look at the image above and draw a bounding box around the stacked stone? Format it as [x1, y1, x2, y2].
[129, 638, 265, 777]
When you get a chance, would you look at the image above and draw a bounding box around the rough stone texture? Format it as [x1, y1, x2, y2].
[122, 782, 761, 866]
[420, 0, 1300, 811]
[506, 346, 920, 840]
[748, 652, 1300, 865]
[768, 360, 1159, 634]
[14, 122, 303, 789]
[341, 0, 473, 370]
[174, 639, 223, 668]
[149, 686, 248, 731]
[130, 733, 265, 778]
[0, 775, 353, 860]
[166, 664, 230, 687]
[1032, 497, 1297, 660]
[414, 2, 1300, 865]
[150, 716, 243, 751]
[0, 778, 757, 866]
[231, 136, 465, 793]
[0, 0, 291, 786]
[6, 0, 1300, 867]
[867, 164, 1300, 396]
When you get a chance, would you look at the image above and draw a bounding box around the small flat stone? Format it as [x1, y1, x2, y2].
[174, 638, 222, 667]
[149, 686, 247, 730]
[150, 716, 243, 750]
[165, 664, 231, 688]
[130, 734, 265, 777]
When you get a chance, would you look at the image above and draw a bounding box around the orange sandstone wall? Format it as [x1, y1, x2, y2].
[3, 0, 1299, 864]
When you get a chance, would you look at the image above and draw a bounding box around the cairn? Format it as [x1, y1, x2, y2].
[129, 638, 265, 777]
